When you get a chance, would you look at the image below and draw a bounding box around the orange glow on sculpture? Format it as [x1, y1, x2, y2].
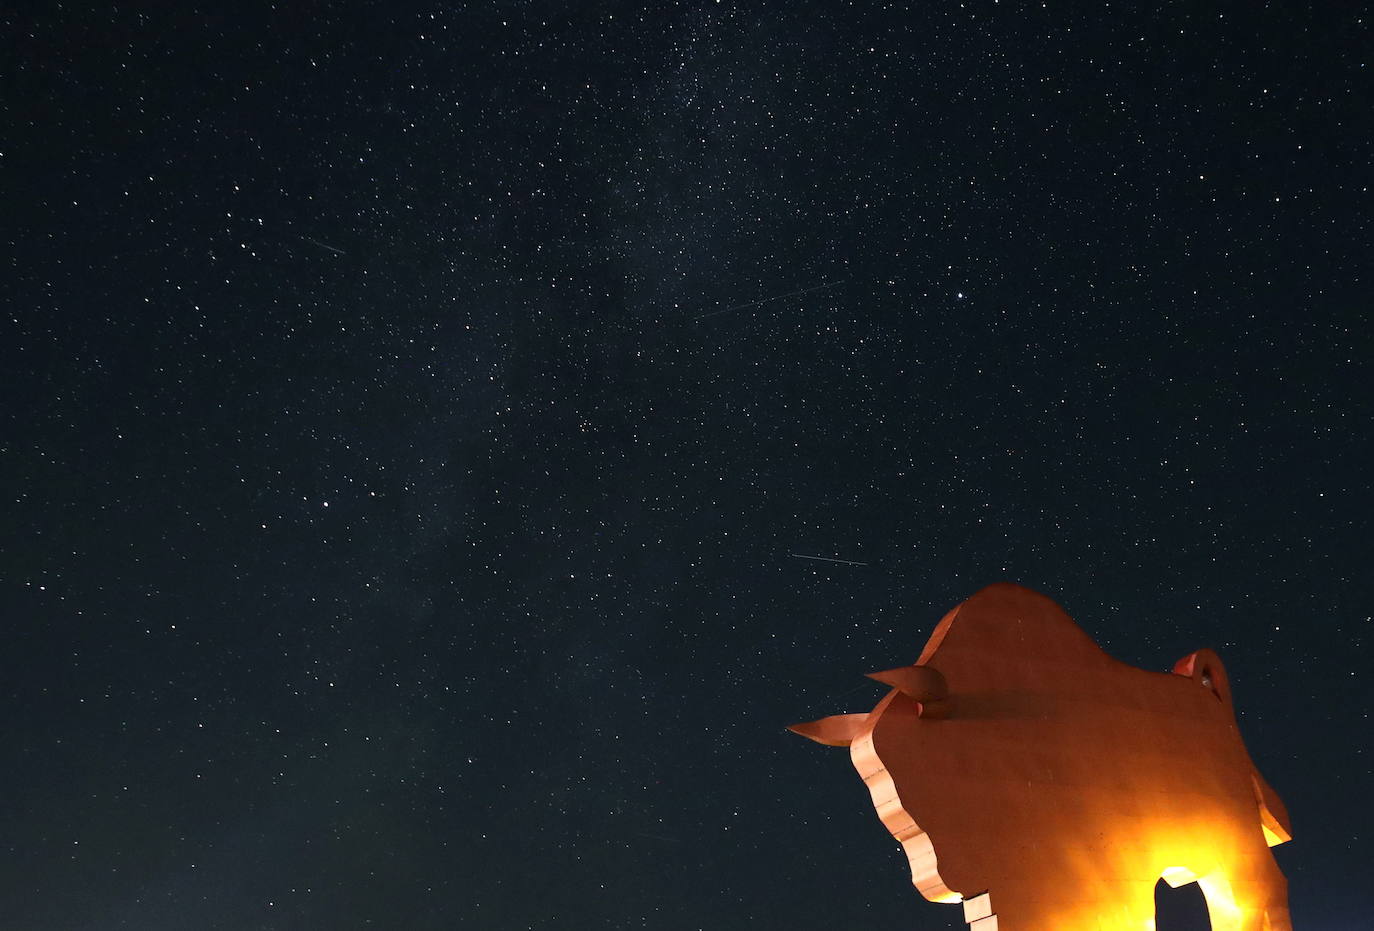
[790, 583, 1292, 930]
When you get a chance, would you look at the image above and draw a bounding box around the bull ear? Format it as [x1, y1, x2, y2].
[787, 713, 868, 747]
[1172, 648, 1232, 705]
[867, 664, 949, 703]
[1252, 772, 1293, 846]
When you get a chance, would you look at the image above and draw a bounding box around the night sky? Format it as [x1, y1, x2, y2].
[3, 3, 1370, 929]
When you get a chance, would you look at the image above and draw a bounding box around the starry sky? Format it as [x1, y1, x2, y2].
[3, 3, 1370, 929]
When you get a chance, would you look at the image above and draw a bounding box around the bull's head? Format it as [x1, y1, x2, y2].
[786, 582, 1296, 928]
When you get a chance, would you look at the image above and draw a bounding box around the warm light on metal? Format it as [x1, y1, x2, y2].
[789, 583, 1292, 930]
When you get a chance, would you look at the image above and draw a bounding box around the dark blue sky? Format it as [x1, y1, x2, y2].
[3, 2, 1369, 928]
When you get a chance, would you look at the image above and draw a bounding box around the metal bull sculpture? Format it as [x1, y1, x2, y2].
[790, 583, 1292, 931]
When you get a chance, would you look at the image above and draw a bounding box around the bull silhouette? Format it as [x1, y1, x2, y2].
[790, 583, 1292, 930]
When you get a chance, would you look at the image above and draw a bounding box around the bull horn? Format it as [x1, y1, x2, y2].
[866, 664, 949, 703]
[786, 713, 868, 747]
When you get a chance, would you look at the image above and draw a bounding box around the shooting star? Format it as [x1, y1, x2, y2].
[695, 279, 846, 321]
[302, 235, 347, 256]
[790, 553, 869, 567]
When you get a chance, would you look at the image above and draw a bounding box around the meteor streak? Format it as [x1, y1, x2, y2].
[790, 553, 869, 567]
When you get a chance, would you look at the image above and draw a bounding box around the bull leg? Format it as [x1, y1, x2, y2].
[1196, 855, 1290, 931]
[1248, 854, 1292, 931]
[1261, 900, 1293, 931]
